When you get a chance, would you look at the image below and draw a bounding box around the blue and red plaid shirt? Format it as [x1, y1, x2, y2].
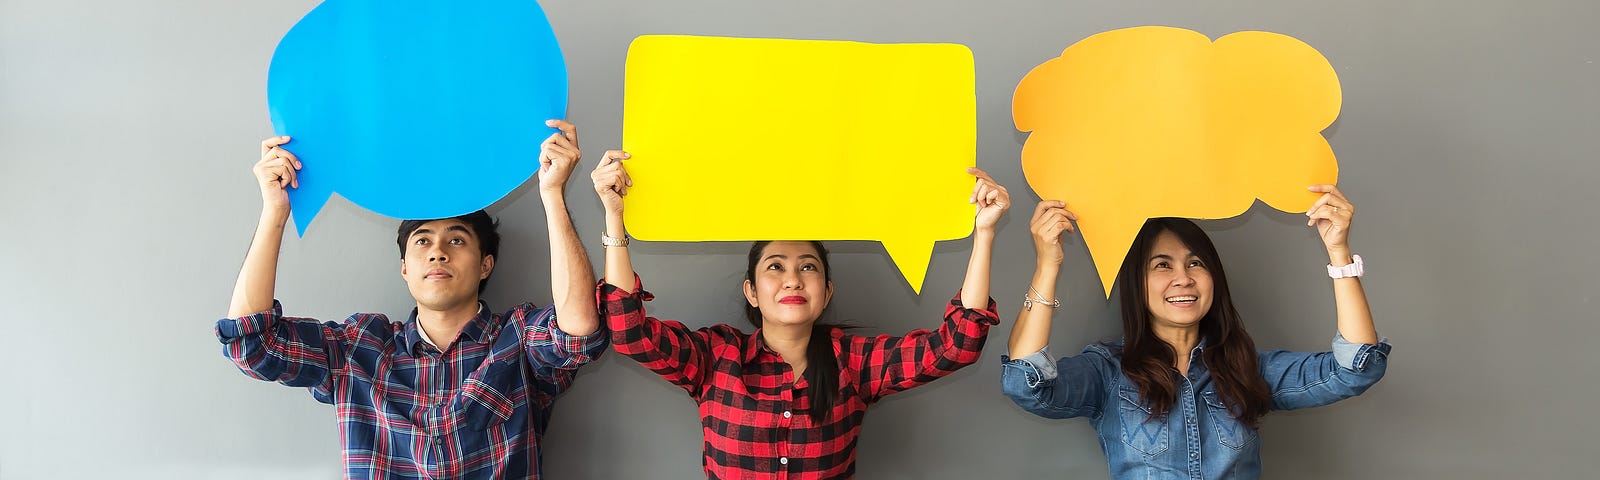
[600, 275, 999, 480]
[216, 300, 606, 479]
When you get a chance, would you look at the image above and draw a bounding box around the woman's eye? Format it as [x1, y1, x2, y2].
[802, 263, 817, 271]
[1153, 261, 1169, 269]
[1188, 260, 1203, 268]
[766, 263, 782, 271]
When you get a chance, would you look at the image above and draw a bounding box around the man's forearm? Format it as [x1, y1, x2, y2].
[543, 191, 600, 336]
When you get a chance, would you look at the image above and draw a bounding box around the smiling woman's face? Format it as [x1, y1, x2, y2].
[1143, 230, 1214, 331]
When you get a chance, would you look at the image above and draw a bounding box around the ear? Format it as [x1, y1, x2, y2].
[400, 257, 408, 277]
[820, 280, 834, 308]
[743, 279, 759, 308]
[480, 254, 495, 280]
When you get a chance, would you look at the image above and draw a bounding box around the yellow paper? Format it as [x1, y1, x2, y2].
[622, 35, 976, 294]
[1014, 26, 1341, 297]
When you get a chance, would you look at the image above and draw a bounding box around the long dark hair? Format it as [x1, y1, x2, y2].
[745, 241, 842, 421]
[1116, 218, 1271, 428]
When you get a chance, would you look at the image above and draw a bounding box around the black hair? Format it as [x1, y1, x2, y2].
[745, 240, 842, 422]
[1115, 217, 1270, 428]
[396, 210, 501, 293]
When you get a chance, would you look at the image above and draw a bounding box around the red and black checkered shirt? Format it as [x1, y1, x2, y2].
[599, 275, 999, 479]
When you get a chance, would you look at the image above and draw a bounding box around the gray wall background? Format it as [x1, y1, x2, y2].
[2, 0, 1595, 478]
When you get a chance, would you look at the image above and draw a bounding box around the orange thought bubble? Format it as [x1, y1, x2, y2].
[1014, 26, 1341, 297]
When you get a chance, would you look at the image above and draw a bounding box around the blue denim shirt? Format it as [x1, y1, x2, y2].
[1000, 334, 1390, 480]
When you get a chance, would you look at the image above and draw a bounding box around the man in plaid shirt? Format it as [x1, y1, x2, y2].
[216, 120, 605, 479]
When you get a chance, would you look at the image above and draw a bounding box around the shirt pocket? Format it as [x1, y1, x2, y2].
[1116, 386, 1170, 456]
[457, 359, 527, 432]
[1201, 390, 1258, 451]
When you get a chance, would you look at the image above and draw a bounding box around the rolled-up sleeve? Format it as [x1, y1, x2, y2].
[523, 305, 608, 371]
[1000, 346, 1105, 420]
[1262, 335, 1392, 411]
[214, 301, 346, 395]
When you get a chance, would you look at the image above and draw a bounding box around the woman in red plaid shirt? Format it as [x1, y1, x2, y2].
[588, 149, 1011, 479]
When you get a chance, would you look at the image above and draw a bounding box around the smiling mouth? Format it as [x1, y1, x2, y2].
[1165, 295, 1197, 305]
[779, 296, 807, 305]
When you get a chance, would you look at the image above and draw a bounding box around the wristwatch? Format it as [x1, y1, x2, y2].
[600, 231, 629, 248]
[1327, 254, 1364, 279]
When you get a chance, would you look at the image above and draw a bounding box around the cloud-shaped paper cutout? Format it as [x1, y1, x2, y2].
[1014, 26, 1341, 297]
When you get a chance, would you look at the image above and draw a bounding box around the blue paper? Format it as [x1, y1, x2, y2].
[267, 0, 567, 235]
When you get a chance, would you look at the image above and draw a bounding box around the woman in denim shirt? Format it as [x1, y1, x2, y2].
[999, 185, 1390, 480]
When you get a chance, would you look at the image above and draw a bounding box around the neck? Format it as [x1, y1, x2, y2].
[416, 298, 480, 350]
[1151, 323, 1201, 374]
[760, 321, 812, 376]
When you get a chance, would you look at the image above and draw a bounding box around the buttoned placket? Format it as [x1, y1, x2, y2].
[776, 354, 796, 479]
[1181, 346, 1205, 480]
[425, 344, 447, 475]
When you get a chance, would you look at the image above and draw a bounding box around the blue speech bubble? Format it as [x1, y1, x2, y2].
[267, 0, 567, 235]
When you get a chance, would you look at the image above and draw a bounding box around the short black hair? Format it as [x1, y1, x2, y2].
[396, 210, 500, 293]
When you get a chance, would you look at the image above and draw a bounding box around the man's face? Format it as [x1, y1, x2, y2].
[400, 219, 493, 313]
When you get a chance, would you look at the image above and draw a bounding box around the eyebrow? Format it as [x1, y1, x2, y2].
[410, 225, 473, 239]
[761, 254, 821, 262]
[1148, 252, 1200, 263]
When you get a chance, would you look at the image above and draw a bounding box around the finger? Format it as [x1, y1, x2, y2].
[1305, 193, 1333, 218]
[546, 119, 577, 141]
[1306, 204, 1337, 227]
[269, 164, 296, 190]
[269, 147, 302, 170]
[545, 144, 576, 163]
[966, 166, 996, 184]
[983, 186, 1001, 207]
[1031, 201, 1058, 222]
[600, 150, 631, 165]
[972, 182, 993, 206]
[261, 136, 289, 156]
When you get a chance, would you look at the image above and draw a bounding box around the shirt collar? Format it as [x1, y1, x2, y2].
[401, 302, 492, 356]
[744, 327, 774, 363]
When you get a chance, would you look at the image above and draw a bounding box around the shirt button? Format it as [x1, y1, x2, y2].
[783, 411, 792, 419]
[1190, 451, 1198, 459]
[779, 457, 788, 465]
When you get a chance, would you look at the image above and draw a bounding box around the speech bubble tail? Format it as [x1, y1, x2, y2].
[880, 238, 936, 295]
[1080, 216, 1145, 300]
[286, 183, 332, 238]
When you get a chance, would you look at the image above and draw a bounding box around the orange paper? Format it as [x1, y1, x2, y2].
[1014, 26, 1341, 297]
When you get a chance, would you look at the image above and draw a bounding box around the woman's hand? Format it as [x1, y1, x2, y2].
[1306, 184, 1356, 260]
[968, 167, 1011, 233]
[591, 150, 632, 216]
[1029, 200, 1078, 267]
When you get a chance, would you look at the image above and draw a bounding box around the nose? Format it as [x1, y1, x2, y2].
[1171, 269, 1193, 287]
[783, 270, 802, 290]
[425, 244, 447, 263]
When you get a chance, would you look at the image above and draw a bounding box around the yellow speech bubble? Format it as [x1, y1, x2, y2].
[622, 35, 976, 294]
[1014, 26, 1340, 297]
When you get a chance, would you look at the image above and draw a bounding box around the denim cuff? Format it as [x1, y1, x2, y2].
[1332, 331, 1389, 371]
[1016, 347, 1058, 381]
